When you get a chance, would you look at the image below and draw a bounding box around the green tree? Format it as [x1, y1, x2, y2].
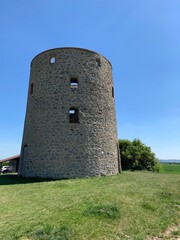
[119, 139, 162, 172]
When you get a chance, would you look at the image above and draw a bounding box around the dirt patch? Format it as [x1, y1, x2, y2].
[147, 224, 180, 240]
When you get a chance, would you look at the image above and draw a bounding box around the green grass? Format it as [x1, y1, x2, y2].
[0, 172, 179, 240]
[161, 163, 180, 174]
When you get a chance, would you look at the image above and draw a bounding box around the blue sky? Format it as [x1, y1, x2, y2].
[0, 0, 180, 159]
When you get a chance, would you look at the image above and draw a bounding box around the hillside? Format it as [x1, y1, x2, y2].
[0, 171, 179, 240]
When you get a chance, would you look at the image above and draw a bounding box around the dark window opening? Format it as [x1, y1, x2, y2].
[112, 87, 114, 98]
[70, 77, 78, 88]
[30, 83, 34, 95]
[50, 56, 56, 64]
[69, 107, 79, 123]
[96, 58, 101, 67]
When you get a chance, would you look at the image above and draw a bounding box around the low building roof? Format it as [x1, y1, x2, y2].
[0, 154, 20, 163]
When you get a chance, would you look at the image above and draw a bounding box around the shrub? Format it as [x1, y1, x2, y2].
[119, 139, 162, 172]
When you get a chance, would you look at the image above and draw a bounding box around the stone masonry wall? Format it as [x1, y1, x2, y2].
[19, 47, 120, 179]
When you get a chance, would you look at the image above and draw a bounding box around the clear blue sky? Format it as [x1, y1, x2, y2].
[0, 0, 180, 159]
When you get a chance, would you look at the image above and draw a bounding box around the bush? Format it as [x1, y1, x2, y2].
[119, 139, 162, 172]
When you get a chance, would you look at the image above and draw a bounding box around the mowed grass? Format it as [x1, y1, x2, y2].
[0, 171, 179, 240]
[161, 163, 180, 174]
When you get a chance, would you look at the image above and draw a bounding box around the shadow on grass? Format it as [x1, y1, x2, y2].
[0, 174, 56, 185]
[83, 204, 120, 220]
[17, 224, 73, 240]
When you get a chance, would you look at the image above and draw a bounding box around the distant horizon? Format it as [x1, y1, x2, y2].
[160, 159, 180, 160]
[160, 159, 180, 164]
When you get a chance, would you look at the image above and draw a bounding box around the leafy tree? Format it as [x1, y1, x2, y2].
[119, 139, 162, 172]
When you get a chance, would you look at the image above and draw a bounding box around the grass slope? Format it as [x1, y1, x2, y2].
[0, 172, 179, 240]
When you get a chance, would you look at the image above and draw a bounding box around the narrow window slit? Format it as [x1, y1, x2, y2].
[30, 83, 34, 95]
[112, 87, 114, 98]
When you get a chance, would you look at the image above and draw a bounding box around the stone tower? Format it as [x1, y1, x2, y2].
[19, 47, 120, 179]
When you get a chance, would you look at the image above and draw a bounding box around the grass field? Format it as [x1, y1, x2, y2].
[0, 171, 179, 240]
[161, 163, 180, 174]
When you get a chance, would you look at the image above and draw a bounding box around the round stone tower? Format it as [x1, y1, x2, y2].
[19, 47, 120, 179]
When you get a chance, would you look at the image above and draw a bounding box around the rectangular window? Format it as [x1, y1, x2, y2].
[70, 77, 78, 88]
[69, 107, 79, 123]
